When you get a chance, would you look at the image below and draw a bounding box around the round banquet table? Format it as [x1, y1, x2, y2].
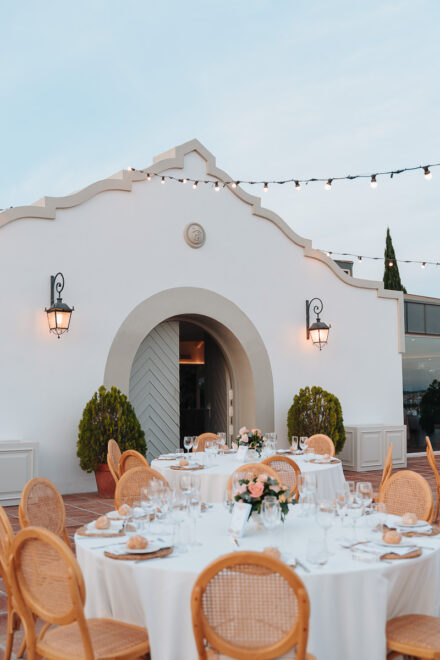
[76, 505, 440, 660]
[151, 452, 345, 503]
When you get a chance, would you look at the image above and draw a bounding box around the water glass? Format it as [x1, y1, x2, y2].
[346, 497, 363, 541]
[291, 436, 299, 451]
[262, 496, 281, 530]
[345, 480, 355, 497]
[180, 473, 193, 497]
[306, 536, 328, 565]
[316, 500, 335, 555]
[356, 482, 373, 507]
[304, 447, 315, 462]
[299, 436, 308, 451]
[192, 436, 199, 452]
[223, 488, 235, 513]
[189, 494, 202, 546]
[373, 502, 387, 534]
[217, 432, 227, 453]
[183, 436, 194, 453]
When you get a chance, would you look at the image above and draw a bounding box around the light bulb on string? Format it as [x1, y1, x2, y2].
[424, 166, 432, 180]
[325, 179, 333, 191]
[182, 178, 187, 184]
[370, 175, 377, 189]
[326, 251, 332, 257]
[263, 182, 268, 192]
[388, 260, 394, 268]
[295, 181, 301, 191]
[422, 262, 426, 269]
[146, 173, 151, 181]
[128, 167, 135, 172]
[358, 256, 363, 262]
[193, 181, 198, 190]
[231, 181, 238, 188]
[161, 176, 165, 184]
[214, 182, 220, 191]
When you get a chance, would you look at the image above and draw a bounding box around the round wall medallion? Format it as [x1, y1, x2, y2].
[184, 223, 206, 249]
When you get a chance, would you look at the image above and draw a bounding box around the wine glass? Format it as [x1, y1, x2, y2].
[262, 496, 281, 531]
[299, 436, 308, 451]
[316, 500, 335, 556]
[180, 473, 193, 498]
[217, 432, 226, 454]
[373, 502, 387, 534]
[357, 482, 373, 508]
[183, 436, 193, 454]
[223, 487, 235, 513]
[192, 436, 199, 452]
[191, 473, 201, 497]
[291, 436, 299, 452]
[345, 480, 355, 497]
[188, 493, 202, 546]
[140, 487, 154, 532]
[346, 496, 363, 542]
[170, 491, 189, 553]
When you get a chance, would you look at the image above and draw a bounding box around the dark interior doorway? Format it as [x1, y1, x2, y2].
[179, 321, 229, 445]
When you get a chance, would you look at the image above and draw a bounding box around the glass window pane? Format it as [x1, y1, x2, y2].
[426, 305, 440, 335]
[406, 302, 425, 334]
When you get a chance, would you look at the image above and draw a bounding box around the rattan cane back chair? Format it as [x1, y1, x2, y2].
[118, 449, 150, 476]
[306, 434, 335, 457]
[378, 470, 434, 522]
[191, 551, 316, 660]
[193, 433, 219, 452]
[114, 466, 169, 509]
[107, 439, 121, 483]
[260, 456, 301, 499]
[426, 437, 440, 523]
[19, 478, 69, 545]
[386, 613, 440, 659]
[9, 527, 150, 660]
[226, 463, 281, 491]
[0, 505, 26, 660]
[380, 444, 393, 490]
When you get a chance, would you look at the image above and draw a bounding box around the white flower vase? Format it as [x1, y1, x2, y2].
[247, 449, 259, 461]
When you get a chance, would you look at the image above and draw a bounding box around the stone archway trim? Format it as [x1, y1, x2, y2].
[104, 287, 275, 433]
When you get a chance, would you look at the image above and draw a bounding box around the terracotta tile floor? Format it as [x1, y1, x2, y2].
[0, 456, 436, 657]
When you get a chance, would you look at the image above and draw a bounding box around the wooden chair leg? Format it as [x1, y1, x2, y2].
[435, 486, 440, 523]
[17, 634, 27, 658]
[5, 609, 15, 660]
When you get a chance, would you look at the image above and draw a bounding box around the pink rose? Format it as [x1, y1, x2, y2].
[248, 481, 264, 498]
[241, 434, 249, 443]
[252, 428, 261, 435]
[239, 427, 249, 435]
[237, 484, 247, 494]
[257, 474, 268, 482]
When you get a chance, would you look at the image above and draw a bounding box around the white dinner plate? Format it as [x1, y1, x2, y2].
[124, 540, 168, 554]
[86, 521, 122, 534]
[107, 510, 130, 520]
[398, 519, 429, 529]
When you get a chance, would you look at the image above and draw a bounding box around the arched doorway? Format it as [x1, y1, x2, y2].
[104, 287, 274, 459]
[129, 318, 233, 460]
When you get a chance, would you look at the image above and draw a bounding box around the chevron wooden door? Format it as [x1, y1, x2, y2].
[129, 321, 180, 462]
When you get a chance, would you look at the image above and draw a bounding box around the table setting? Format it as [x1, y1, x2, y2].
[151, 433, 345, 504]
[75, 472, 440, 660]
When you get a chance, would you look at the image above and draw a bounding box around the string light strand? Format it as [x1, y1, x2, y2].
[322, 250, 440, 268]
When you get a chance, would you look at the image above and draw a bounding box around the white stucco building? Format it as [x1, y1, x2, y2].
[0, 139, 406, 499]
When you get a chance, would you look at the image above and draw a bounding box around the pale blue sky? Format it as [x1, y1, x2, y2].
[1, 0, 439, 295]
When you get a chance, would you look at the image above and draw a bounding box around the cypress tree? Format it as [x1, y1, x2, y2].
[383, 228, 407, 293]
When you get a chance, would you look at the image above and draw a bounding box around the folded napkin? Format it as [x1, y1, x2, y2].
[353, 541, 420, 559]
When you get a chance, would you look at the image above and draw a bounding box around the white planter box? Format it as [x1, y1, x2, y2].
[0, 441, 39, 505]
[339, 425, 406, 472]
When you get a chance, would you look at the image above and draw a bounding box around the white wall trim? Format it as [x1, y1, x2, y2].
[0, 138, 404, 352]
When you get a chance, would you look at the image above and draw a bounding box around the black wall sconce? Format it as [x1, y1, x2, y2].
[306, 298, 330, 350]
[45, 272, 74, 338]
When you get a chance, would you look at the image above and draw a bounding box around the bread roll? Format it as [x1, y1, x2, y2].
[263, 547, 281, 560]
[383, 530, 401, 544]
[118, 504, 132, 517]
[127, 534, 148, 550]
[322, 454, 330, 461]
[95, 515, 110, 530]
[401, 512, 417, 526]
[179, 459, 189, 466]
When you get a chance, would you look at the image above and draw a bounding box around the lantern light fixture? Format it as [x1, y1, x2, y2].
[306, 298, 330, 350]
[45, 272, 74, 338]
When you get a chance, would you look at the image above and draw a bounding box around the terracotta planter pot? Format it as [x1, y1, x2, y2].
[94, 463, 116, 499]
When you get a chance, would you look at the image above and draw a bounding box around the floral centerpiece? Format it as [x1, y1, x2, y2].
[235, 427, 265, 456]
[234, 474, 293, 521]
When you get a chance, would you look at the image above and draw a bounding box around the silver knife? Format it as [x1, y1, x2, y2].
[294, 557, 311, 573]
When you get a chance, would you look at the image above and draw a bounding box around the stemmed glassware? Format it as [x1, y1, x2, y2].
[316, 500, 335, 558]
[188, 491, 202, 546]
[297, 474, 317, 516]
[183, 436, 194, 454]
[291, 436, 299, 452]
[170, 491, 189, 553]
[223, 487, 234, 513]
[356, 482, 373, 509]
[299, 436, 308, 452]
[217, 432, 226, 454]
[346, 495, 363, 542]
[140, 486, 155, 533]
[192, 436, 199, 452]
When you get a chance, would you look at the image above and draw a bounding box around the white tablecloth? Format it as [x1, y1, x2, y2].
[151, 453, 345, 503]
[76, 506, 440, 660]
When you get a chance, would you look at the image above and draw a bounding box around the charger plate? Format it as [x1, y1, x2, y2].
[383, 523, 440, 538]
[170, 464, 204, 471]
[76, 525, 124, 538]
[104, 546, 173, 561]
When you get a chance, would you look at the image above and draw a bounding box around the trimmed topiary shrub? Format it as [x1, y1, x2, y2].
[287, 386, 345, 453]
[77, 385, 146, 473]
